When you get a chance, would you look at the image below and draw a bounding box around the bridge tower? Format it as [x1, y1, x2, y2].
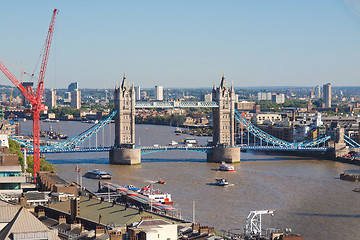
[109, 74, 141, 165]
[207, 74, 240, 163]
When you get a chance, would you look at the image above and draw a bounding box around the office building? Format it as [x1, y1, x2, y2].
[323, 83, 331, 108]
[155, 85, 163, 101]
[71, 89, 81, 109]
[236, 101, 255, 111]
[314, 85, 321, 99]
[45, 89, 57, 108]
[21, 82, 34, 106]
[134, 86, 141, 101]
[68, 82, 78, 92]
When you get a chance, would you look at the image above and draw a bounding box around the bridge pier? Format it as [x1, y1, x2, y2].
[207, 147, 240, 163]
[109, 148, 141, 165]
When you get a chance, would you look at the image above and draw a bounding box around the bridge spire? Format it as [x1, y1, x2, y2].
[121, 72, 127, 90]
[220, 73, 226, 89]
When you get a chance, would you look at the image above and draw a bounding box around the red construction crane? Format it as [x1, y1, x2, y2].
[0, 9, 58, 178]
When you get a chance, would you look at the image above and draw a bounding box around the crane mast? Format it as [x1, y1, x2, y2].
[0, 9, 58, 178]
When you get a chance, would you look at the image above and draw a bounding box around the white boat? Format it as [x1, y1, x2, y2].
[169, 140, 178, 146]
[184, 138, 197, 146]
[140, 184, 173, 205]
[43, 119, 59, 122]
[84, 169, 112, 179]
[219, 161, 235, 171]
[215, 178, 229, 186]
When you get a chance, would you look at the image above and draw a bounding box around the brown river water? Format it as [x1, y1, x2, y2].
[21, 121, 360, 240]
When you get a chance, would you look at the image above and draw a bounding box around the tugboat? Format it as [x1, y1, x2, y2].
[215, 178, 229, 186]
[219, 161, 235, 172]
[84, 169, 112, 179]
[340, 172, 360, 181]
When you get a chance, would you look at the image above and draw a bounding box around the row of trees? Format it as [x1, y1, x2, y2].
[256, 100, 310, 112]
[8, 139, 56, 174]
[136, 114, 186, 127]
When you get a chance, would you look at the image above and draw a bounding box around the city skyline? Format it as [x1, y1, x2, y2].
[1, 1, 360, 89]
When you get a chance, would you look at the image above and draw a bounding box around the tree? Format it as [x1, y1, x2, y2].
[8, 139, 56, 174]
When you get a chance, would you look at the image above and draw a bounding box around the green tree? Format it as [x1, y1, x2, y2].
[25, 155, 56, 174]
[8, 139, 24, 171]
[8, 139, 56, 174]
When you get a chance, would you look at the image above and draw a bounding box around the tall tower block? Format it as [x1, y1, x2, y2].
[109, 74, 141, 165]
[207, 74, 240, 163]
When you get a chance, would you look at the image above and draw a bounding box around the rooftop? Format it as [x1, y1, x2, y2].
[49, 196, 185, 227]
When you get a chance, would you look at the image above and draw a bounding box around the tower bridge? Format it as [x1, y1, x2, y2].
[12, 74, 360, 164]
[109, 74, 241, 164]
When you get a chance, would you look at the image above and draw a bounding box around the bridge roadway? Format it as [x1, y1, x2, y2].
[29, 145, 332, 154]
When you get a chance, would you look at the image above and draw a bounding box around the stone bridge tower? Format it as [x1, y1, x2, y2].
[207, 74, 240, 163]
[109, 74, 141, 165]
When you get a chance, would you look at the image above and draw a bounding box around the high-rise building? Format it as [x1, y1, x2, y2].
[314, 85, 321, 99]
[21, 82, 34, 106]
[155, 86, 163, 101]
[141, 91, 147, 100]
[71, 89, 81, 109]
[323, 83, 331, 108]
[64, 92, 71, 102]
[45, 89, 57, 108]
[272, 93, 285, 104]
[68, 82, 78, 92]
[203, 93, 213, 102]
[134, 86, 141, 101]
[257, 92, 267, 101]
[266, 92, 272, 101]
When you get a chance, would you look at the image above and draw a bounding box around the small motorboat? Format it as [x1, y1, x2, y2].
[215, 178, 229, 186]
[84, 169, 112, 179]
[156, 179, 166, 184]
[219, 161, 235, 172]
[169, 140, 178, 146]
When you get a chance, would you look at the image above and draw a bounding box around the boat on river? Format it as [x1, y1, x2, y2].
[84, 169, 112, 179]
[184, 138, 197, 146]
[156, 178, 166, 184]
[140, 184, 173, 205]
[340, 172, 360, 181]
[219, 161, 235, 172]
[169, 140, 178, 146]
[215, 178, 229, 186]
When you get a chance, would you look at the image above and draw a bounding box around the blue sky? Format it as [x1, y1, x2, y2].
[1, 0, 360, 89]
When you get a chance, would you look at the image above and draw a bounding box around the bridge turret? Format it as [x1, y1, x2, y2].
[110, 74, 141, 165]
[211, 74, 236, 147]
[114, 74, 136, 147]
[208, 74, 240, 163]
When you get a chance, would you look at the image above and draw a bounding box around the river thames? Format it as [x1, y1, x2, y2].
[22, 120, 360, 240]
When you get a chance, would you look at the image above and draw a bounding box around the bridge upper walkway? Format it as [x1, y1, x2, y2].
[135, 101, 219, 108]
